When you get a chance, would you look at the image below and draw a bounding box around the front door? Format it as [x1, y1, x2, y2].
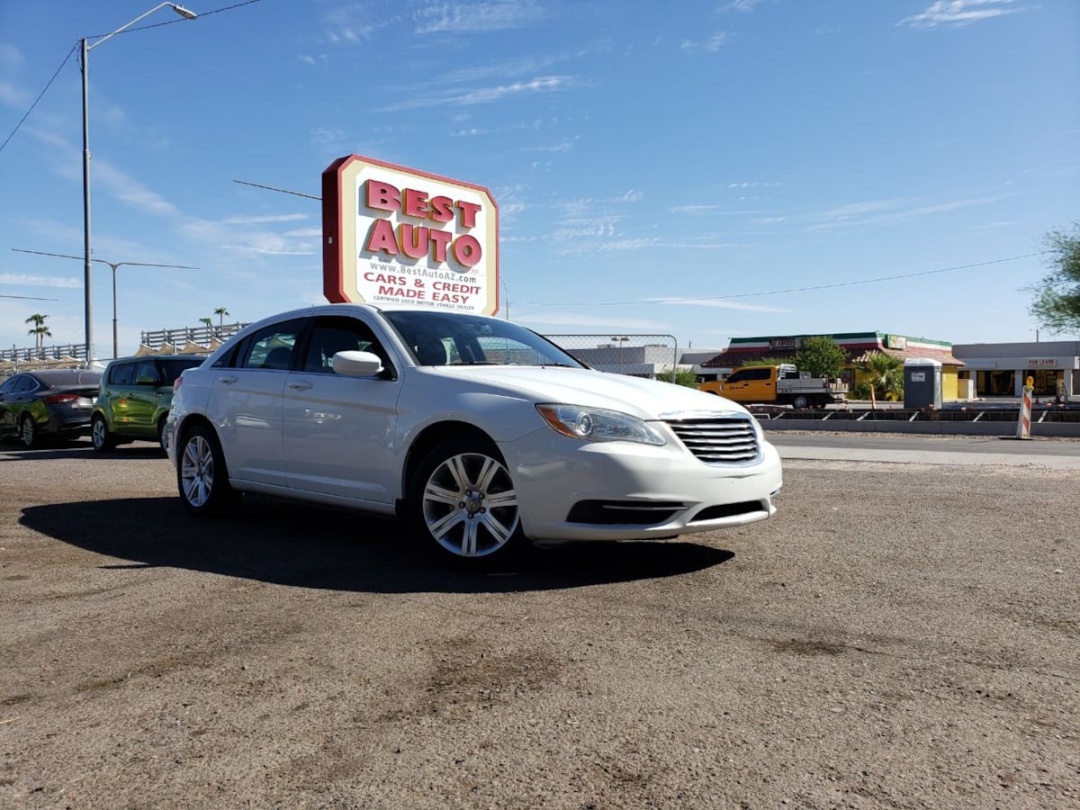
[281, 315, 401, 508]
[124, 358, 165, 436]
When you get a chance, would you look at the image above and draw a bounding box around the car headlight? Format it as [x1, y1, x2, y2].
[536, 404, 666, 446]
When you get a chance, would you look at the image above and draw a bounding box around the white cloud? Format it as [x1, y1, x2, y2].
[900, 0, 1023, 29]
[414, 1, 545, 34]
[379, 75, 574, 111]
[0, 273, 82, 289]
[725, 0, 765, 12]
[516, 310, 671, 331]
[0, 80, 29, 107]
[0, 43, 23, 67]
[679, 32, 734, 54]
[807, 193, 1011, 231]
[522, 140, 576, 153]
[706, 32, 733, 51]
[646, 297, 788, 313]
[458, 76, 572, 105]
[93, 162, 179, 218]
[222, 214, 310, 225]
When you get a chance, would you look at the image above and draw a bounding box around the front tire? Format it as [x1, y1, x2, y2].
[91, 415, 116, 452]
[407, 438, 527, 566]
[177, 423, 240, 516]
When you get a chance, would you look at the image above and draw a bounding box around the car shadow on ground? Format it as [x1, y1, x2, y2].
[0, 442, 164, 460]
[19, 496, 734, 594]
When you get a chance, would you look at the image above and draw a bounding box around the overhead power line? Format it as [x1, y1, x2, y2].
[0, 45, 77, 156]
[233, 179, 321, 201]
[0, 0, 264, 156]
[524, 252, 1053, 306]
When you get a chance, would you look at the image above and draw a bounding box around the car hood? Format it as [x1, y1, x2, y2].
[418, 366, 750, 420]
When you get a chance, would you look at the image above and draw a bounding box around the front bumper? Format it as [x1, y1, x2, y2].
[500, 428, 782, 544]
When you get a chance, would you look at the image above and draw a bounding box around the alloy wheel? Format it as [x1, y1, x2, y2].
[180, 433, 214, 508]
[421, 451, 520, 558]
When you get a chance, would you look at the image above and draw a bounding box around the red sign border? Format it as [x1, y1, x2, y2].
[322, 154, 500, 313]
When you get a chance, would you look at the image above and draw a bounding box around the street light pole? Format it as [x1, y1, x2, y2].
[80, 3, 197, 365]
[81, 35, 92, 366]
[13, 249, 197, 359]
[611, 335, 629, 373]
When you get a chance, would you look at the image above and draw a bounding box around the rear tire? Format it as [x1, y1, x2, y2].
[91, 415, 116, 452]
[157, 417, 169, 453]
[20, 414, 40, 449]
[407, 437, 528, 568]
[792, 395, 809, 410]
[177, 423, 240, 517]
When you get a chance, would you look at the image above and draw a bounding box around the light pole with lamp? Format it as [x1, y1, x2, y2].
[80, 3, 198, 365]
[611, 335, 629, 373]
[14, 249, 197, 360]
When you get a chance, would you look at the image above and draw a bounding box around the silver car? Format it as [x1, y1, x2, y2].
[166, 305, 782, 566]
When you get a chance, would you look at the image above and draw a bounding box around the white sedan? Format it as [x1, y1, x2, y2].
[165, 304, 782, 566]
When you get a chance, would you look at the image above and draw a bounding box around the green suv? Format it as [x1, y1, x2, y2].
[91, 355, 204, 452]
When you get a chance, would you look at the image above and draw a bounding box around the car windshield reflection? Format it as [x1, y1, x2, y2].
[382, 310, 584, 368]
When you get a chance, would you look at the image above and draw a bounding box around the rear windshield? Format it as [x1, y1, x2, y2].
[32, 370, 102, 386]
[158, 358, 203, 385]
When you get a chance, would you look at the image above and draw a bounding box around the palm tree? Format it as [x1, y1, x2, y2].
[214, 307, 230, 327]
[25, 313, 51, 351]
[855, 351, 904, 409]
[199, 317, 213, 331]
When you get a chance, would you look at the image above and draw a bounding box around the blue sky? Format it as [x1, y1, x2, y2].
[1, 0, 1078, 359]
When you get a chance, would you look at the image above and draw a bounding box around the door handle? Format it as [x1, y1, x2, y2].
[287, 381, 313, 391]
[218, 375, 238, 385]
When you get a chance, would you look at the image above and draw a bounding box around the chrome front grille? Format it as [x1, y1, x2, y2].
[664, 415, 760, 464]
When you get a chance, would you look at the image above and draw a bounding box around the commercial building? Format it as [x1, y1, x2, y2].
[953, 339, 1080, 400]
[700, 331, 1080, 403]
[701, 331, 969, 399]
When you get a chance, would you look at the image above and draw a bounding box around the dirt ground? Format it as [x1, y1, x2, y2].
[1, 442, 1078, 809]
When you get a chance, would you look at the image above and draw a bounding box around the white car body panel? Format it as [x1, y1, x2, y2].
[205, 367, 286, 486]
[166, 303, 782, 545]
[281, 370, 401, 505]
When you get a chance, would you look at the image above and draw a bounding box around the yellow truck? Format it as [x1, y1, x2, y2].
[698, 363, 848, 409]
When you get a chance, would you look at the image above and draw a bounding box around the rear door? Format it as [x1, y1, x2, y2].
[204, 319, 305, 486]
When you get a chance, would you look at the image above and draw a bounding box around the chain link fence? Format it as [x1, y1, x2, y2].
[543, 333, 680, 380]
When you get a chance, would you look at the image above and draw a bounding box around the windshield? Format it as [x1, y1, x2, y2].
[382, 310, 585, 369]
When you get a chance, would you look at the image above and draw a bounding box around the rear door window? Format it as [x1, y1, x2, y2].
[236, 320, 306, 371]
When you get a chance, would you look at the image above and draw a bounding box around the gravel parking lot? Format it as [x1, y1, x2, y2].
[2, 441, 1077, 809]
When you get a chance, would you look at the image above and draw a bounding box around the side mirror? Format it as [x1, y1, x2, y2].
[331, 350, 384, 377]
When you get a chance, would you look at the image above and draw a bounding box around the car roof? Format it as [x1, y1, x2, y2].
[24, 369, 102, 385]
[106, 354, 205, 366]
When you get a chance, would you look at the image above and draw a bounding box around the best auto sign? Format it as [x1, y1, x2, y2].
[322, 154, 499, 315]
